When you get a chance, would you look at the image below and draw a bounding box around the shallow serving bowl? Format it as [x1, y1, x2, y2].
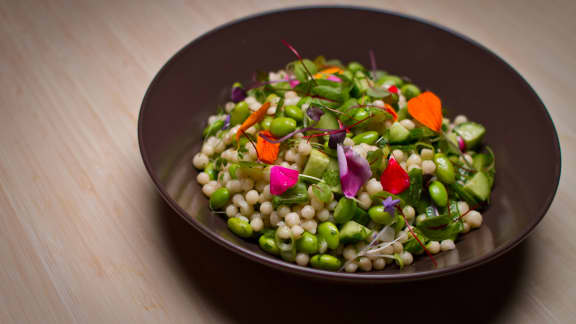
[138, 6, 561, 282]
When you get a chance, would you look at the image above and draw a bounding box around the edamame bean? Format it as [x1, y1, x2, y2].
[227, 217, 253, 238]
[210, 187, 230, 210]
[353, 109, 369, 122]
[347, 61, 365, 73]
[317, 222, 340, 249]
[259, 235, 280, 255]
[202, 119, 224, 138]
[270, 117, 297, 137]
[368, 205, 394, 225]
[434, 153, 456, 184]
[428, 181, 448, 207]
[230, 101, 250, 126]
[296, 232, 319, 254]
[260, 116, 273, 130]
[284, 105, 304, 122]
[334, 197, 357, 224]
[310, 254, 342, 270]
[401, 84, 421, 100]
[228, 163, 239, 179]
[352, 131, 379, 145]
[204, 163, 218, 180]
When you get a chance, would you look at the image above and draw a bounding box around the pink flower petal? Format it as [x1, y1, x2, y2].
[270, 166, 299, 195]
[325, 75, 342, 82]
[337, 144, 372, 198]
[289, 79, 300, 88]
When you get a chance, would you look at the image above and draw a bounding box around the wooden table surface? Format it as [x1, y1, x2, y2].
[1, 0, 575, 323]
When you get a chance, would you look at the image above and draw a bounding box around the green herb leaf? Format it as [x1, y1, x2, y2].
[366, 86, 391, 99]
[273, 182, 309, 206]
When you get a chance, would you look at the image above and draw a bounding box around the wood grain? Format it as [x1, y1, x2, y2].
[0, 0, 574, 323]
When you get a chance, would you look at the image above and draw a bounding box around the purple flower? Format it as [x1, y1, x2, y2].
[231, 85, 246, 103]
[222, 115, 231, 130]
[306, 106, 324, 122]
[328, 131, 346, 149]
[382, 196, 401, 217]
[337, 144, 372, 198]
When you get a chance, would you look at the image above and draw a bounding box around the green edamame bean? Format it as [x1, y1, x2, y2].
[428, 181, 448, 207]
[401, 84, 421, 100]
[284, 105, 304, 122]
[259, 235, 280, 255]
[353, 109, 369, 122]
[317, 222, 340, 249]
[334, 197, 357, 224]
[202, 119, 224, 138]
[352, 131, 379, 145]
[204, 163, 218, 180]
[260, 116, 273, 130]
[296, 232, 319, 254]
[227, 217, 253, 238]
[368, 205, 394, 225]
[270, 117, 297, 137]
[228, 163, 240, 179]
[377, 75, 404, 87]
[434, 153, 456, 184]
[347, 61, 365, 73]
[230, 101, 250, 126]
[310, 254, 342, 271]
[210, 187, 230, 210]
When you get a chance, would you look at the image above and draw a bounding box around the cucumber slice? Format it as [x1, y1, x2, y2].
[334, 197, 357, 224]
[464, 172, 491, 201]
[303, 149, 330, 179]
[229, 101, 251, 126]
[339, 221, 372, 244]
[455, 122, 486, 150]
[389, 122, 410, 144]
[315, 111, 339, 130]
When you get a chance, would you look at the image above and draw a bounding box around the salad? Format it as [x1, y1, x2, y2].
[193, 44, 495, 272]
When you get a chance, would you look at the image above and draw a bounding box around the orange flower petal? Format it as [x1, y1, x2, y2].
[256, 130, 280, 164]
[313, 66, 344, 79]
[384, 103, 398, 122]
[236, 102, 271, 142]
[407, 92, 443, 132]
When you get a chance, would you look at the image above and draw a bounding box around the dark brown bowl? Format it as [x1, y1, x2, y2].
[138, 6, 561, 282]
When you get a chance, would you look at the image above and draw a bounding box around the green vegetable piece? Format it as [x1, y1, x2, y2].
[340, 221, 373, 244]
[204, 162, 218, 180]
[303, 149, 330, 179]
[311, 183, 333, 203]
[454, 122, 486, 150]
[352, 131, 379, 145]
[473, 153, 490, 170]
[260, 116, 273, 130]
[259, 235, 280, 255]
[334, 197, 357, 224]
[418, 220, 462, 241]
[464, 172, 491, 201]
[451, 182, 479, 207]
[315, 111, 339, 130]
[404, 231, 428, 254]
[312, 85, 343, 102]
[203, 119, 225, 138]
[210, 188, 230, 210]
[434, 153, 456, 184]
[317, 222, 340, 249]
[397, 107, 410, 120]
[284, 105, 304, 122]
[322, 158, 342, 193]
[400, 84, 421, 100]
[428, 181, 448, 207]
[270, 117, 297, 137]
[228, 163, 240, 179]
[389, 122, 410, 144]
[347, 61, 365, 72]
[272, 182, 309, 206]
[227, 217, 253, 238]
[353, 109, 369, 122]
[368, 205, 394, 225]
[296, 232, 319, 254]
[377, 75, 404, 87]
[353, 206, 370, 225]
[230, 101, 251, 126]
[401, 168, 423, 205]
[310, 254, 342, 271]
[294, 59, 318, 82]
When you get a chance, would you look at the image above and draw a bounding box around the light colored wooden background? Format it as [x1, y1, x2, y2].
[1, 0, 574, 323]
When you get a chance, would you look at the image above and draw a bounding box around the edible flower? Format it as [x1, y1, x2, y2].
[328, 120, 346, 149]
[306, 106, 324, 121]
[256, 130, 279, 164]
[384, 103, 398, 121]
[222, 115, 230, 130]
[231, 83, 247, 103]
[270, 165, 299, 195]
[236, 102, 271, 142]
[382, 197, 401, 217]
[337, 144, 372, 198]
[313, 67, 344, 81]
[407, 91, 443, 132]
[388, 85, 398, 94]
[380, 156, 410, 194]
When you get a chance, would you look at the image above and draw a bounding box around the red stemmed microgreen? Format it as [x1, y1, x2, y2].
[281, 40, 318, 86]
[398, 205, 438, 267]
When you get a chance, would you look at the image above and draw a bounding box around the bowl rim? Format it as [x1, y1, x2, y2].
[138, 5, 562, 283]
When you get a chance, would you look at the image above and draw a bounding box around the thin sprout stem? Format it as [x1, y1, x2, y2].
[298, 174, 324, 183]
